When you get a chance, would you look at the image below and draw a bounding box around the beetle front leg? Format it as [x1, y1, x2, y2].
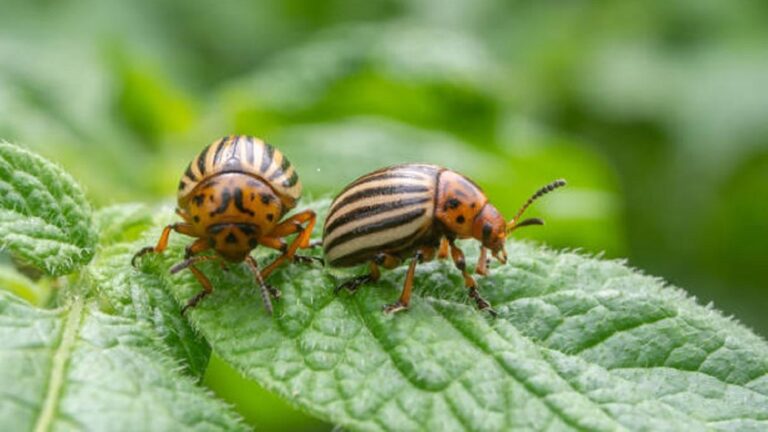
[258, 210, 317, 280]
[448, 240, 497, 317]
[132, 222, 196, 266]
[170, 254, 222, 315]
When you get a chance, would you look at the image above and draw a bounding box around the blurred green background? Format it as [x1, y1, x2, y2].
[1, 0, 766, 430]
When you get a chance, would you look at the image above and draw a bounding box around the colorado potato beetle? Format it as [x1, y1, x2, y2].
[133, 135, 317, 314]
[323, 163, 565, 315]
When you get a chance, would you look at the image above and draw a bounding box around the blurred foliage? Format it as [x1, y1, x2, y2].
[1, 0, 766, 430]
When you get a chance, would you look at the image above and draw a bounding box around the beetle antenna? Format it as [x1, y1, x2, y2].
[507, 179, 566, 233]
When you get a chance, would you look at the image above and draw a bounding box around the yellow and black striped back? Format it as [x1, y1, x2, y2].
[323, 164, 441, 267]
[177, 136, 302, 209]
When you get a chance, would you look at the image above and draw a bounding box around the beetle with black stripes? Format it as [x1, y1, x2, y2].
[323, 163, 565, 315]
[132, 135, 317, 315]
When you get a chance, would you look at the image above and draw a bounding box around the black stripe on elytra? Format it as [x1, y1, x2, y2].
[282, 171, 299, 187]
[212, 137, 228, 166]
[230, 136, 241, 161]
[340, 172, 430, 195]
[209, 189, 232, 217]
[233, 187, 255, 216]
[329, 230, 426, 267]
[269, 155, 291, 180]
[197, 144, 210, 176]
[325, 196, 431, 235]
[245, 137, 255, 165]
[260, 144, 275, 172]
[184, 164, 197, 181]
[328, 184, 430, 220]
[325, 207, 427, 251]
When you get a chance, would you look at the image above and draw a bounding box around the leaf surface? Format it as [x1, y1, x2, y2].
[136, 200, 768, 432]
[89, 204, 211, 377]
[0, 291, 245, 432]
[0, 142, 96, 275]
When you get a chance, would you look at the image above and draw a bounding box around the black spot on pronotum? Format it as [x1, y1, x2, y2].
[448, 198, 460, 209]
[456, 215, 466, 224]
[260, 193, 273, 204]
[233, 187, 255, 216]
[178, 180, 186, 191]
[225, 233, 238, 244]
[482, 223, 492, 242]
[210, 189, 232, 217]
[193, 194, 205, 207]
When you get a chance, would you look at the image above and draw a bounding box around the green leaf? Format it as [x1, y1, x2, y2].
[0, 291, 246, 432]
[87, 204, 211, 377]
[0, 142, 97, 276]
[137, 200, 768, 431]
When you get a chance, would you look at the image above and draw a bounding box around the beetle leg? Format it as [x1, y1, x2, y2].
[245, 256, 277, 315]
[448, 240, 497, 317]
[476, 246, 489, 276]
[334, 253, 400, 294]
[173, 255, 221, 315]
[383, 250, 423, 314]
[184, 237, 211, 259]
[258, 210, 317, 280]
[132, 222, 196, 266]
[437, 238, 450, 259]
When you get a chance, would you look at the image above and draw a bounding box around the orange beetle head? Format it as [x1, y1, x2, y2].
[472, 203, 509, 263]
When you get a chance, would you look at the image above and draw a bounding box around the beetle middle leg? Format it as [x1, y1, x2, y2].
[334, 253, 400, 295]
[258, 209, 318, 279]
[169, 254, 223, 315]
[448, 240, 497, 317]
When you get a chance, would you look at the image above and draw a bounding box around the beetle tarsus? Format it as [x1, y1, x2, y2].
[267, 284, 281, 300]
[469, 288, 497, 317]
[334, 275, 373, 295]
[131, 247, 155, 267]
[293, 254, 324, 266]
[383, 300, 408, 314]
[181, 290, 210, 315]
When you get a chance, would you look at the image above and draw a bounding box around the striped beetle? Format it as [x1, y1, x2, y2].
[323, 163, 565, 315]
[133, 135, 317, 314]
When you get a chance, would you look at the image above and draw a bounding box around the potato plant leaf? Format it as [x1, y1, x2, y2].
[0, 141, 96, 275]
[0, 291, 246, 432]
[134, 200, 768, 432]
[88, 204, 211, 377]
